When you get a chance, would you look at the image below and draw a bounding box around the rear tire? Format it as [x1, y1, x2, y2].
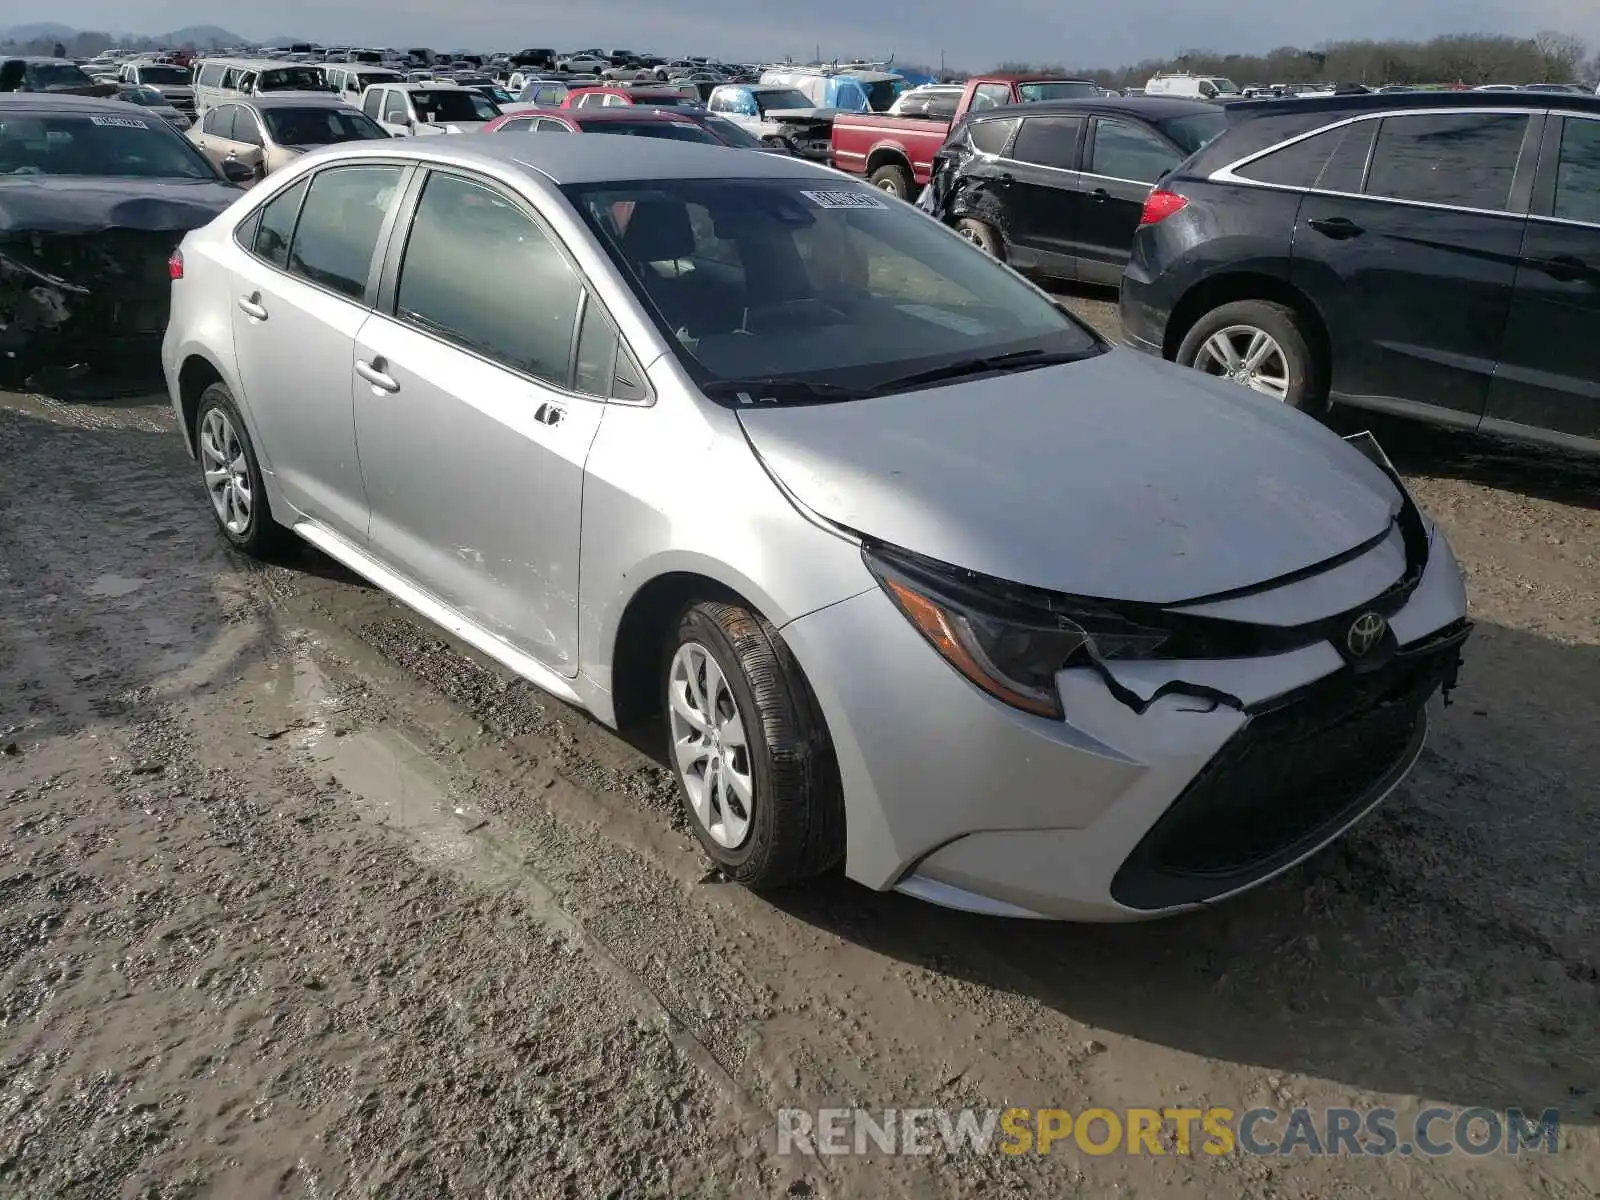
[869, 162, 915, 199]
[956, 217, 1003, 259]
[662, 601, 845, 890]
[193, 382, 292, 559]
[1176, 299, 1326, 415]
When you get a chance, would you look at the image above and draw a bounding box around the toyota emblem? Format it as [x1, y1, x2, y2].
[1346, 611, 1387, 658]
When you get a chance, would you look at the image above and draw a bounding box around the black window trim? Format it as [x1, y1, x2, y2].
[230, 161, 416, 308]
[1208, 105, 1548, 221]
[1529, 112, 1600, 231]
[372, 164, 652, 405]
[1082, 115, 1183, 187]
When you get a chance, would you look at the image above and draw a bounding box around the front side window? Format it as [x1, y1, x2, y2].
[1088, 119, 1179, 183]
[0, 112, 214, 179]
[1553, 117, 1600, 226]
[536, 118, 573, 132]
[252, 175, 309, 266]
[752, 89, 810, 114]
[382, 92, 407, 123]
[565, 178, 1097, 403]
[363, 88, 384, 119]
[286, 165, 404, 299]
[395, 172, 583, 386]
[499, 117, 536, 132]
[1010, 116, 1083, 170]
[1364, 112, 1528, 211]
[232, 109, 263, 146]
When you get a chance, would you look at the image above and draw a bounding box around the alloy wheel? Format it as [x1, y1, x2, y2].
[667, 641, 754, 849]
[199, 407, 252, 535]
[1193, 325, 1291, 400]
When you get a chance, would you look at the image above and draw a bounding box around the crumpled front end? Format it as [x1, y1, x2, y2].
[0, 229, 184, 381]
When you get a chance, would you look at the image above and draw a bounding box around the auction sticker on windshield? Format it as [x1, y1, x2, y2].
[801, 189, 889, 210]
[89, 115, 148, 129]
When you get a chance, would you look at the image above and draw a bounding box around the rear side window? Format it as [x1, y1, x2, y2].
[1235, 120, 1374, 191]
[1010, 116, 1082, 170]
[395, 172, 583, 386]
[499, 117, 535, 132]
[1553, 117, 1600, 225]
[252, 176, 309, 267]
[1364, 112, 1528, 211]
[287, 165, 403, 299]
[968, 116, 1017, 156]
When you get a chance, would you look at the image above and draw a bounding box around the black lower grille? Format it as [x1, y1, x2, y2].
[1110, 620, 1470, 911]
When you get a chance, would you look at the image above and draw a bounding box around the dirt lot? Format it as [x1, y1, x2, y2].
[1, 294, 1597, 1198]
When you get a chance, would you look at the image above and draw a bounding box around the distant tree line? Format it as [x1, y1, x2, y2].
[0, 30, 232, 56]
[908, 31, 1595, 88]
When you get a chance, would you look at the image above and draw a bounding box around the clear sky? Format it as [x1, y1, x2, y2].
[18, 0, 1600, 70]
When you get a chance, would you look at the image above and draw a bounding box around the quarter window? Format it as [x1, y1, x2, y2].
[573, 299, 619, 396]
[1088, 119, 1179, 183]
[252, 176, 309, 268]
[1553, 118, 1600, 225]
[395, 172, 584, 387]
[287, 165, 403, 299]
[1010, 116, 1083, 170]
[1364, 112, 1528, 211]
[968, 116, 1018, 156]
[1235, 120, 1376, 192]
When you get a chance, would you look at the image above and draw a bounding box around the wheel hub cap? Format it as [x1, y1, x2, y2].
[667, 641, 754, 850]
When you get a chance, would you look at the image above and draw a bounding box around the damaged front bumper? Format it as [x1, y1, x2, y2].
[0, 230, 184, 375]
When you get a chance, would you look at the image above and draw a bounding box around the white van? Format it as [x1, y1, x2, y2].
[1143, 73, 1242, 101]
[193, 57, 332, 115]
[325, 63, 407, 107]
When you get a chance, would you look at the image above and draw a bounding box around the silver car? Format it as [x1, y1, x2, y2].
[162, 138, 1471, 921]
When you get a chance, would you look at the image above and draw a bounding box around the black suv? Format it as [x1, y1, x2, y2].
[1120, 91, 1600, 455]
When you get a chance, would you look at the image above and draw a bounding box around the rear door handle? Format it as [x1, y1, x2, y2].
[994, 172, 1013, 184]
[1534, 254, 1592, 283]
[355, 356, 399, 393]
[1088, 187, 1109, 203]
[533, 401, 564, 426]
[1308, 216, 1364, 239]
[236, 292, 267, 320]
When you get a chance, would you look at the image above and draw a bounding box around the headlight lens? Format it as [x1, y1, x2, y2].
[864, 547, 1167, 720]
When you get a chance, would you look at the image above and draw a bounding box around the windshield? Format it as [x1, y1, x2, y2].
[585, 121, 718, 143]
[698, 112, 763, 147]
[1017, 81, 1102, 102]
[413, 89, 501, 122]
[259, 67, 330, 92]
[862, 79, 898, 111]
[263, 106, 388, 145]
[361, 71, 405, 87]
[0, 113, 215, 179]
[26, 63, 94, 90]
[631, 93, 696, 108]
[138, 65, 191, 84]
[1156, 110, 1228, 153]
[753, 89, 812, 113]
[563, 178, 1097, 402]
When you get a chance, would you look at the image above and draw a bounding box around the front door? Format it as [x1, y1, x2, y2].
[1291, 109, 1535, 423]
[998, 114, 1084, 280]
[1076, 116, 1183, 285]
[352, 169, 606, 673]
[1484, 113, 1600, 447]
[229, 163, 409, 541]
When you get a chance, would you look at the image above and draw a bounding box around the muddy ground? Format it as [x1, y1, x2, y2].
[1, 293, 1597, 1198]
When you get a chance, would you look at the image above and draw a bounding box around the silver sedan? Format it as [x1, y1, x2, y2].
[162, 137, 1471, 920]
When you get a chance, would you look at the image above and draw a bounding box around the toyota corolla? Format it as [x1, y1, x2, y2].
[162, 137, 1470, 920]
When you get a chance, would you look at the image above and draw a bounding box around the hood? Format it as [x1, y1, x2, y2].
[762, 107, 841, 122]
[736, 349, 1402, 604]
[0, 177, 239, 236]
[153, 84, 194, 99]
[416, 120, 490, 134]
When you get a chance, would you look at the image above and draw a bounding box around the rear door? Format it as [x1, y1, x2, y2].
[1484, 112, 1600, 448]
[1077, 116, 1185, 285]
[997, 114, 1085, 279]
[351, 168, 612, 672]
[219, 105, 266, 180]
[1288, 109, 1537, 424]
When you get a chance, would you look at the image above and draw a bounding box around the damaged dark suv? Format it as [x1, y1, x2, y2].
[0, 94, 249, 388]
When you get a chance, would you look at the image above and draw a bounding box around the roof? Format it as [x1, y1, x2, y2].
[560, 107, 699, 123]
[0, 93, 131, 114]
[307, 134, 834, 185]
[3, 56, 83, 66]
[965, 95, 1221, 121]
[1221, 89, 1600, 119]
[239, 94, 360, 110]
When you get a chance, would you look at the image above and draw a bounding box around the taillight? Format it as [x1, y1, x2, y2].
[167, 248, 184, 280]
[1139, 189, 1188, 226]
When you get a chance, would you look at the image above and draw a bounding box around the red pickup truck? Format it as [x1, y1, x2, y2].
[830, 75, 1103, 198]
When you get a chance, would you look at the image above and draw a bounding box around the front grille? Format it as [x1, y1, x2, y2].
[1110, 620, 1470, 910]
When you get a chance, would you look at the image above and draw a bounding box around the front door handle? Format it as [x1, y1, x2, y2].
[994, 172, 1013, 184]
[355, 356, 399, 393]
[1088, 187, 1109, 203]
[533, 401, 564, 426]
[236, 292, 267, 320]
[1308, 216, 1364, 239]
[1534, 254, 1592, 283]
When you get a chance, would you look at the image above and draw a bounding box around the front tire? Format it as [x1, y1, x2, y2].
[1176, 299, 1325, 414]
[663, 601, 844, 889]
[194, 382, 291, 558]
[869, 162, 915, 199]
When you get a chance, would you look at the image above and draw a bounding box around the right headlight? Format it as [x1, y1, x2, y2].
[863, 545, 1168, 720]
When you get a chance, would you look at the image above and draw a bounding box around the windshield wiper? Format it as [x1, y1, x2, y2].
[703, 376, 872, 404]
[870, 348, 1090, 394]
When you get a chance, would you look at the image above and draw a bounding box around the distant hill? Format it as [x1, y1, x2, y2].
[2, 23, 79, 41]
[162, 25, 246, 46]
[2, 23, 248, 46]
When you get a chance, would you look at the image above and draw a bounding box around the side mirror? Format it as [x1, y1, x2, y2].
[221, 158, 256, 183]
